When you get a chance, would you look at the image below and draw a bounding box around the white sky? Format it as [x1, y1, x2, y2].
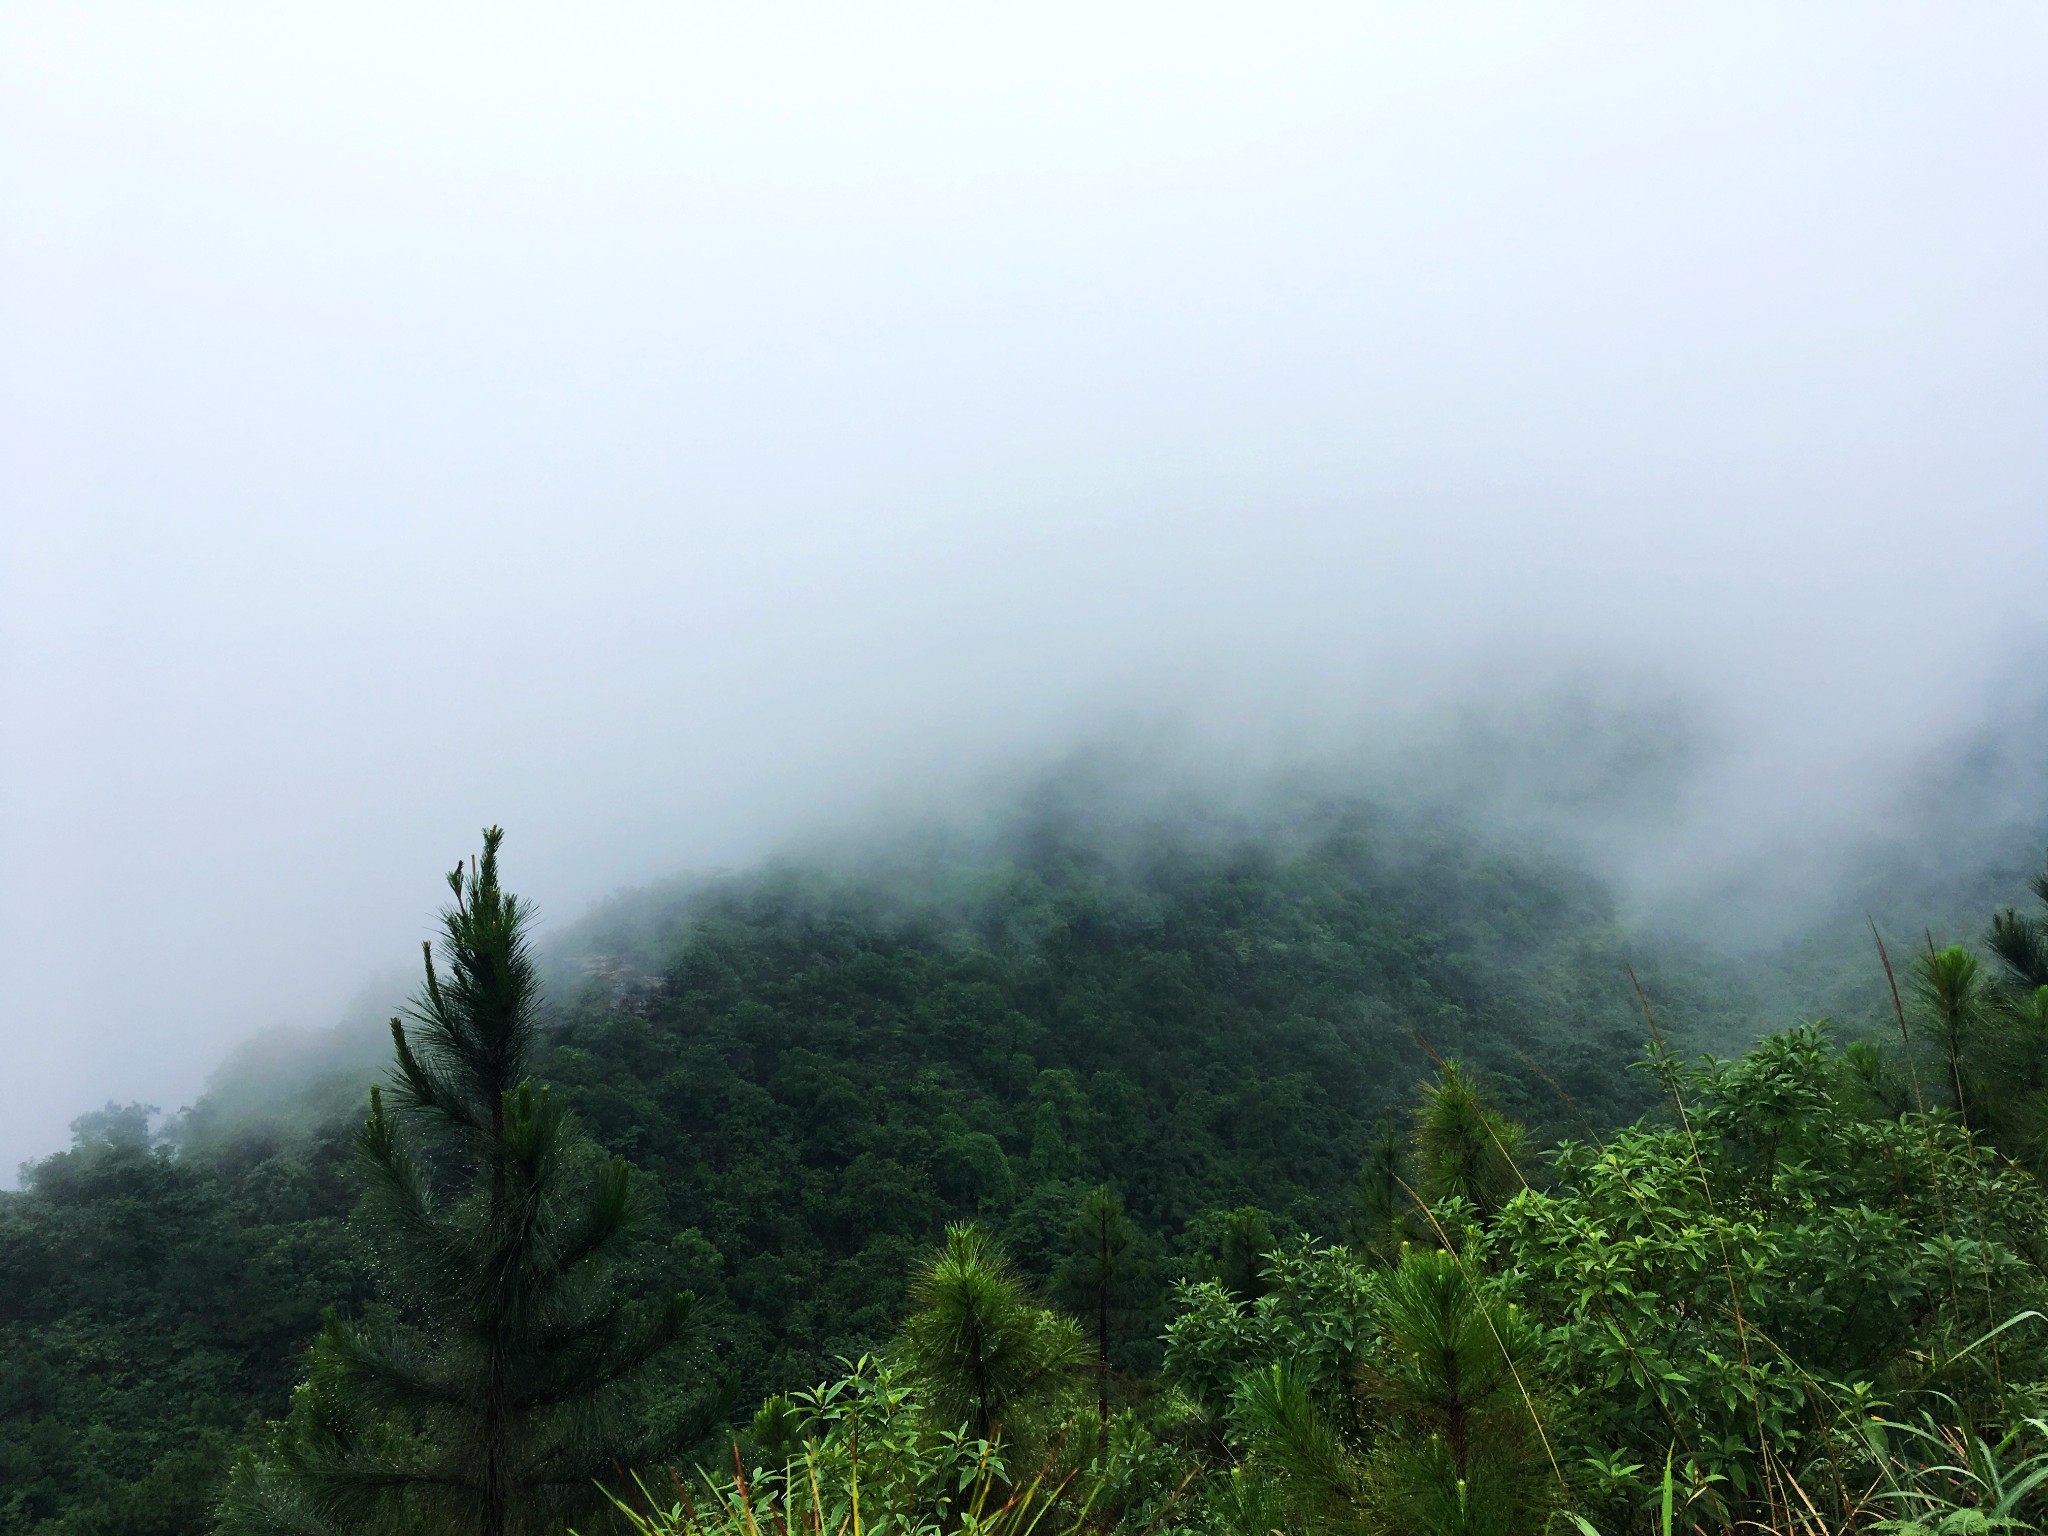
[3, 5, 2045, 1176]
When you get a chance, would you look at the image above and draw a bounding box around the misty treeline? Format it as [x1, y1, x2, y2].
[6, 800, 2048, 1536]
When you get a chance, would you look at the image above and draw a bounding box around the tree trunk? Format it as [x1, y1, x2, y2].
[1096, 1286, 1109, 1421]
[1443, 1347, 1467, 1481]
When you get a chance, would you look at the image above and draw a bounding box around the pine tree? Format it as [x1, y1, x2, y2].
[1413, 1062, 1524, 1229]
[218, 828, 698, 1536]
[1359, 1246, 1553, 1536]
[1989, 853, 2048, 990]
[1226, 1363, 1364, 1533]
[1051, 1185, 1140, 1418]
[1346, 1109, 1410, 1264]
[1210, 1206, 1279, 1302]
[1914, 943, 1992, 1124]
[1840, 1037, 1916, 1120]
[1221, 1245, 1556, 1536]
[898, 1223, 1085, 1450]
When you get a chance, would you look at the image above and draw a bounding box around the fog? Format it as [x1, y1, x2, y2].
[3, 5, 2046, 1178]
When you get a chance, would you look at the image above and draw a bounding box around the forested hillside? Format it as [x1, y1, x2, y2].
[0, 795, 1746, 1535]
[537, 796, 1751, 1396]
[8, 791, 2047, 1536]
[0, 1109, 364, 1536]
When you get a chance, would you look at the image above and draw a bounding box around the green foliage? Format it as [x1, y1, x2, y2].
[531, 800, 1718, 1401]
[897, 1224, 1086, 1455]
[31, 791, 2047, 1536]
[0, 1113, 365, 1536]
[736, 1355, 1021, 1535]
[601, 1353, 1147, 1536]
[1050, 1186, 1145, 1415]
[1149, 1012, 2048, 1535]
[1988, 853, 2048, 992]
[1868, 1411, 2048, 1536]
[216, 830, 701, 1536]
[1346, 1110, 1412, 1264]
[1830, 911, 2048, 1181]
[1495, 1022, 2048, 1533]
[1158, 1072, 1553, 1536]
[1358, 1246, 1555, 1536]
[1162, 1242, 1378, 1433]
[1915, 945, 1995, 1122]
[1164, 1228, 1555, 1533]
[1414, 1060, 1527, 1231]
[1181, 1205, 1282, 1303]
[1227, 1362, 1363, 1530]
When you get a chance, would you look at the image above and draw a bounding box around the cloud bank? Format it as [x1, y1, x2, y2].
[3, 5, 2045, 1175]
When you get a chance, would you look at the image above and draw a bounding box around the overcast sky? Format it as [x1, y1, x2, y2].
[3, 5, 2045, 1177]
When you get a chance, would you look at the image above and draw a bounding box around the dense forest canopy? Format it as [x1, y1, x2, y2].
[5, 782, 2048, 1536]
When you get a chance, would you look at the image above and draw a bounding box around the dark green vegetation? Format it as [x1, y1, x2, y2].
[651, 859, 2048, 1536]
[540, 798, 1746, 1399]
[4, 787, 2047, 1535]
[216, 831, 704, 1536]
[0, 1107, 365, 1536]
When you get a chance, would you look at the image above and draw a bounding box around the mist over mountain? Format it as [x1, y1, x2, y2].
[3, 754, 1761, 1529]
[16, 722, 2048, 1533]
[6, 7, 2047, 1179]
[151, 679, 2048, 1170]
[10, 11, 2048, 1535]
